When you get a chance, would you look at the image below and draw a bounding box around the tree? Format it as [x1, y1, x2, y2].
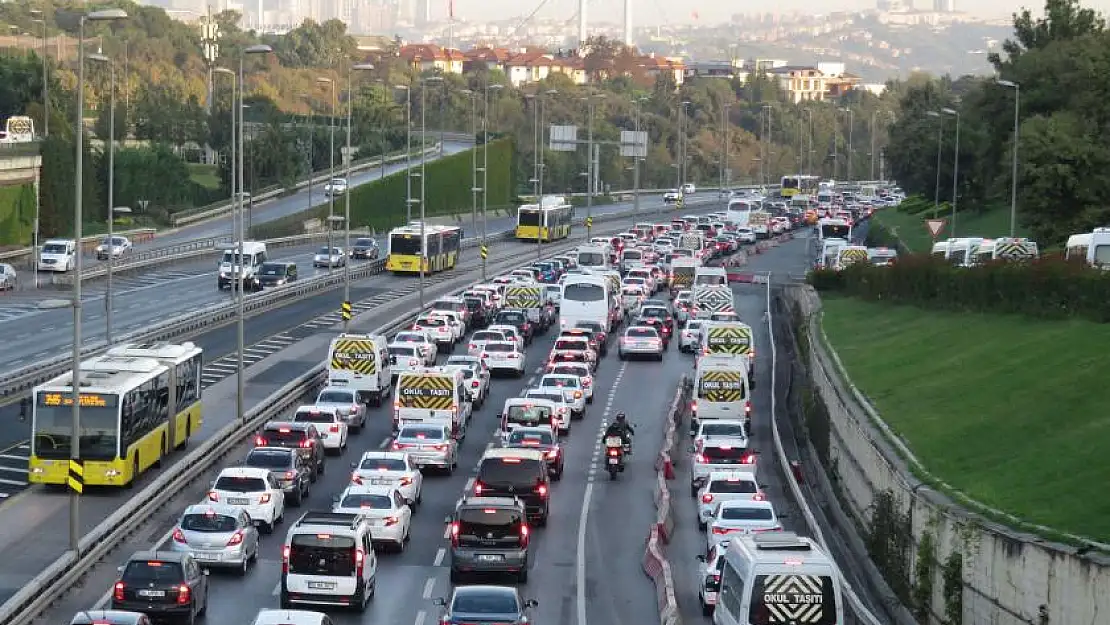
[990, 0, 1105, 70]
[133, 84, 207, 145]
[268, 19, 358, 68]
[38, 135, 104, 237]
[94, 101, 128, 142]
[108, 144, 196, 216]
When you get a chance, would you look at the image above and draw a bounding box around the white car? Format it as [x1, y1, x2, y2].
[253, 609, 331, 625]
[691, 436, 757, 496]
[291, 405, 348, 454]
[413, 314, 455, 349]
[0, 263, 16, 291]
[95, 235, 132, 260]
[431, 309, 466, 340]
[332, 483, 412, 551]
[697, 471, 763, 527]
[313, 247, 346, 268]
[706, 499, 781, 552]
[697, 540, 729, 616]
[388, 345, 424, 376]
[445, 361, 490, 408]
[544, 284, 562, 308]
[735, 227, 755, 244]
[313, 386, 367, 431]
[480, 340, 525, 377]
[536, 374, 586, 418]
[323, 177, 348, 196]
[487, 324, 524, 351]
[545, 362, 594, 403]
[654, 239, 675, 255]
[679, 320, 704, 353]
[681, 183, 696, 195]
[392, 423, 458, 473]
[350, 451, 424, 508]
[693, 420, 748, 451]
[523, 388, 572, 435]
[468, 329, 508, 356]
[207, 467, 286, 533]
[392, 331, 437, 364]
[663, 189, 681, 203]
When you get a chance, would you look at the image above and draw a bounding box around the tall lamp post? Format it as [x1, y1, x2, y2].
[340, 63, 375, 330]
[395, 83, 413, 223]
[233, 44, 273, 425]
[925, 110, 945, 218]
[480, 83, 503, 279]
[459, 88, 476, 236]
[70, 7, 128, 556]
[30, 10, 48, 138]
[419, 75, 444, 309]
[997, 80, 1020, 236]
[941, 107, 960, 237]
[89, 52, 118, 342]
[317, 76, 338, 272]
[840, 107, 854, 184]
[583, 92, 604, 236]
[536, 89, 557, 259]
[804, 108, 814, 177]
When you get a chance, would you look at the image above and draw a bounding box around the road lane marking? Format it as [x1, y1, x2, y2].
[422, 576, 436, 598]
[433, 547, 445, 567]
[414, 610, 427, 625]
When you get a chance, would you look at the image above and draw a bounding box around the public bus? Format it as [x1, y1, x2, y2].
[29, 342, 203, 488]
[516, 197, 573, 242]
[780, 174, 820, 198]
[386, 222, 463, 274]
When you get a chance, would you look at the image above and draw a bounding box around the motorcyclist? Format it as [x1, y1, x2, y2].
[605, 412, 636, 452]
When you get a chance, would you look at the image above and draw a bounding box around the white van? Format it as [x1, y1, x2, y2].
[218, 241, 268, 290]
[575, 244, 611, 271]
[327, 333, 391, 407]
[38, 239, 77, 272]
[693, 354, 751, 427]
[280, 511, 378, 612]
[713, 531, 844, 625]
[392, 367, 470, 437]
[694, 266, 728, 287]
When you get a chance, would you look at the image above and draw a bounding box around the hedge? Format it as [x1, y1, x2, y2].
[808, 255, 1110, 323]
[0, 183, 36, 246]
[251, 138, 515, 239]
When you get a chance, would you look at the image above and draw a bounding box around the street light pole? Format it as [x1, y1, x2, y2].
[997, 80, 1020, 236]
[70, 7, 128, 557]
[806, 109, 814, 177]
[318, 77, 337, 273]
[841, 107, 854, 184]
[30, 12, 48, 138]
[396, 83, 413, 223]
[634, 97, 643, 218]
[585, 94, 599, 234]
[89, 53, 116, 343]
[462, 89, 476, 238]
[342, 63, 375, 330]
[926, 110, 944, 218]
[481, 83, 502, 280]
[869, 111, 877, 181]
[942, 107, 960, 238]
[419, 76, 443, 309]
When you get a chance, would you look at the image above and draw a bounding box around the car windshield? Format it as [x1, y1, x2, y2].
[43, 243, 69, 253]
[701, 423, 746, 438]
[181, 513, 238, 532]
[484, 343, 514, 353]
[339, 493, 392, 509]
[541, 377, 577, 388]
[359, 457, 407, 471]
[214, 476, 266, 492]
[317, 390, 355, 403]
[452, 591, 520, 614]
[551, 366, 587, 377]
[354, 238, 375, 246]
[317, 247, 339, 255]
[259, 263, 286, 276]
[506, 404, 552, 423]
[289, 535, 355, 576]
[399, 427, 445, 441]
[641, 308, 667, 318]
[474, 331, 506, 342]
[508, 430, 554, 445]
[295, 411, 335, 424]
[389, 346, 416, 357]
[245, 449, 291, 468]
[627, 328, 657, 338]
[721, 506, 774, 521]
[554, 340, 587, 350]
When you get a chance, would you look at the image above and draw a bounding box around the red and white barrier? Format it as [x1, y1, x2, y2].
[642, 526, 682, 625]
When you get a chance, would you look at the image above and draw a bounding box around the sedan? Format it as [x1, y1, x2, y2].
[392, 423, 458, 474]
[434, 586, 538, 625]
[546, 362, 594, 403]
[170, 504, 260, 574]
[313, 386, 366, 431]
[619, 326, 665, 361]
[445, 361, 489, 408]
[332, 484, 412, 551]
[522, 389, 571, 435]
[392, 331, 438, 364]
[388, 345, 424, 376]
[468, 329, 509, 356]
[95, 235, 132, 260]
[679, 320, 704, 353]
[291, 405, 348, 454]
[350, 237, 380, 259]
[480, 340, 526, 377]
[313, 247, 346, 268]
[504, 426, 563, 480]
[536, 374, 586, 418]
[706, 499, 781, 552]
[351, 451, 424, 507]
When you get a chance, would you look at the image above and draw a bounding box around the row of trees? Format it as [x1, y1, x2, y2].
[885, 0, 1109, 245]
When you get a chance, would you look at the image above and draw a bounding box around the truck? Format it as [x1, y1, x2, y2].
[670, 257, 700, 295]
[692, 284, 736, 319]
[748, 211, 771, 239]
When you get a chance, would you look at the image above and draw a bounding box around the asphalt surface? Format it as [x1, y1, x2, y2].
[0, 200, 727, 607]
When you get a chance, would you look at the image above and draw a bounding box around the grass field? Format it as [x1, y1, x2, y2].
[187, 163, 221, 190]
[820, 297, 1110, 543]
[874, 205, 1031, 253]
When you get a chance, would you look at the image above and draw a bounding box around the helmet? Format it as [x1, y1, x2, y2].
[615, 412, 627, 423]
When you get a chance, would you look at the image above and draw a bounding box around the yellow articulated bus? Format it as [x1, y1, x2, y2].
[29, 341, 203, 488]
[516, 197, 573, 242]
[386, 222, 463, 274]
[780, 174, 819, 198]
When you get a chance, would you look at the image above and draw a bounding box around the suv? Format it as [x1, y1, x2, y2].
[243, 446, 312, 506]
[572, 320, 609, 356]
[447, 496, 532, 583]
[281, 511, 378, 612]
[493, 309, 534, 344]
[111, 551, 209, 622]
[255, 422, 325, 481]
[473, 448, 550, 526]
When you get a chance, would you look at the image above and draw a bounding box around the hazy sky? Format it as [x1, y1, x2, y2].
[452, 0, 1110, 25]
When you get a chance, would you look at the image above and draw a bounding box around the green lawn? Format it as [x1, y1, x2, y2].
[187, 163, 221, 190]
[874, 205, 1031, 253]
[820, 297, 1110, 543]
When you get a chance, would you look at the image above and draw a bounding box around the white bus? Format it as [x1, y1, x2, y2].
[575, 244, 611, 271]
[714, 532, 844, 625]
[726, 200, 758, 229]
[559, 274, 612, 333]
[817, 218, 851, 243]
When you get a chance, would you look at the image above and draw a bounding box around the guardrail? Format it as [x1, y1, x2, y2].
[0, 201, 714, 625]
[0, 228, 159, 266]
[0, 196, 720, 404]
[169, 145, 440, 228]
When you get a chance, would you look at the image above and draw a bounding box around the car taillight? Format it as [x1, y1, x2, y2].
[536, 483, 548, 498]
[752, 490, 766, 501]
[284, 470, 296, 480]
[207, 491, 219, 502]
[450, 521, 460, 547]
[393, 442, 410, 450]
[176, 584, 191, 605]
[711, 526, 732, 535]
[695, 454, 707, 464]
[432, 444, 448, 451]
[702, 493, 714, 504]
[745, 401, 752, 414]
[300, 439, 313, 448]
[355, 548, 365, 579]
[520, 524, 531, 547]
[113, 582, 125, 602]
[172, 528, 186, 544]
[573, 391, 582, 399]
[259, 493, 272, 504]
[254, 436, 266, 446]
[227, 530, 244, 546]
[742, 453, 756, 465]
[582, 379, 591, 388]
[282, 546, 291, 573]
[473, 481, 485, 495]
[508, 353, 519, 359]
[383, 516, 399, 526]
[471, 380, 480, 388]
[546, 449, 558, 459]
[330, 424, 340, 433]
[398, 476, 413, 486]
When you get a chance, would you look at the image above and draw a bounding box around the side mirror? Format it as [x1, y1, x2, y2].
[687, 445, 696, 454]
[696, 554, 706, 562]
[117, 565, 125, 574]
[432, 597, 447, 607]
[443, 515, 453, 524]
[350, 462, 358, 469]
[525, 599, 539, 608]
[331, 495, 340, 505]
[203, 569, 210, 576]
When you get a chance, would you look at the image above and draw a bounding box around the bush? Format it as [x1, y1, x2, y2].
[808, 255, 1110, 323]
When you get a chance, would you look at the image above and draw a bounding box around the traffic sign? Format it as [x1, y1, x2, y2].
[926, 219, 945, 238]
[585, 216, 593, 228]
[68, 460, 83, 494]
[676, 196, 684, 209]
[340, 300, 352, 321]
[480, 245, 488, 260]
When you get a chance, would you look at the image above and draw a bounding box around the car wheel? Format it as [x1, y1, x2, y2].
[238, 555, 250, 576]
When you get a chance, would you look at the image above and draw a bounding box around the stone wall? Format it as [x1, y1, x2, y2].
[787, 285, 1110, 625]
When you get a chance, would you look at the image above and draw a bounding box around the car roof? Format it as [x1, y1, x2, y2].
[252, 609, 328, 625]
[457, 496, 523, 510]
[264, 421, 311, 431]
[217, 466, 272, 479]
[296, 405, 340, 415]
[483, 448, 546, 461]
[708, 470, 757, 481]
[483, 340, 518, 348]
[70, 610, 149, 625]
[182, 503, 242, 518]
[504, 397, 556, 408]
[342, 483, 397, 497]
[127, 550, 186, 563]
[452, 584, 520, 599]
[717, 498, 774, 511]
[358, 450, 408, 461]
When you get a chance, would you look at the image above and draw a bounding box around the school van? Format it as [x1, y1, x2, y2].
[713, 531, 844, 625]
[327, 334, 391, 407]
[391, 368, 471, 437]
[280, 511, 378, 612]
[693, 355, 752, 427]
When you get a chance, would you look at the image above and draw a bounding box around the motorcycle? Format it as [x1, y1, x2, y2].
[605, 435, 628, 479]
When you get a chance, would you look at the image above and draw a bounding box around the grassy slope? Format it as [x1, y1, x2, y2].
[821, 297, 1110, 542]
[186, 163, 221, 190]
[873, 205, 1031, 253]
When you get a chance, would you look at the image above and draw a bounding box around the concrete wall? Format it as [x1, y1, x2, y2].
[786, 285, 1110, 625]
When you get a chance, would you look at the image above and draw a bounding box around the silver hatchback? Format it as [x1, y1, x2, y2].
[170, 504, 260, 575]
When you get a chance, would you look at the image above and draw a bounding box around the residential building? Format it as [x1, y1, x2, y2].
[398, 44, 464, 73]
[637, 53, 685, 86]
[768, 65, 826, 103]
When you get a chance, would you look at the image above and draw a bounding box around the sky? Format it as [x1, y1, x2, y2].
[451, 0, 1110, 25]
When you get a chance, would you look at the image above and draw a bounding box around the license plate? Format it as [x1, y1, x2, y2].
[193, 553, 219, 561]
[370, 478, 392, 485]
[138, 589, 166, 598]
[227, 498, 249, 505]
[308, 581, 337, 590]
[608, 457, 620, 465]
[477, 554, 503, 562]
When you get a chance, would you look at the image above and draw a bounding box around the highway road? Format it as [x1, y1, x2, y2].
[0, 201, 726, 604]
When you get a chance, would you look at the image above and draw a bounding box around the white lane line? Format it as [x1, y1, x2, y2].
[0, 466, 28, 474]
[0, 476, 26, 485]
[414, 609, 427, 625]
[433, 547, 446, 567]
[422, 576, 436, 599]
[378, 437, 391, 449]
[272, 581, 281, 596]
[0, 454, 28, 461]
[576, 482, 594, 625]
[465, 477, 475, 493]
